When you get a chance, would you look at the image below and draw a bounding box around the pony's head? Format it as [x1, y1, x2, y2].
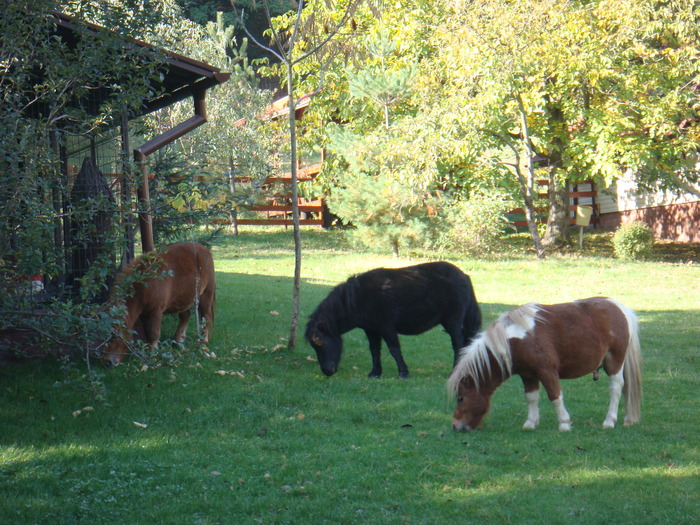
[447, 305, 535, 431]
[451, 376, 491, 431]
[305, 319, 343, 376]
[101, 335, 128, 367]
[99, 298, 133, 368]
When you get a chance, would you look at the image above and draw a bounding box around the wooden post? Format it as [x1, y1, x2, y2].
[120, 108, 136, 263]
[134, 150, 154, 254]
[133, 90, 209, 254]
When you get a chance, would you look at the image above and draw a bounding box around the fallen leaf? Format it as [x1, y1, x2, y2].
[270, 310, 279, 316]
[72, 406, 95, 417]
[133, 421, 148, 429]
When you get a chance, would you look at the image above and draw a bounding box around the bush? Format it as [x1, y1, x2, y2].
[437, 195, 511, 256]
[613, 221, 655, 260]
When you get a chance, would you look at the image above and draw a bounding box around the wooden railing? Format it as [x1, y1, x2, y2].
[234, 163, 325, 226]
[508, 181, 598, 227]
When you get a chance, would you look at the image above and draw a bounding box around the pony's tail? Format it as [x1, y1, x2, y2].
[210, 288, 216, 331]
[462, 276, 483, 345]
[621, 305, 642, 425]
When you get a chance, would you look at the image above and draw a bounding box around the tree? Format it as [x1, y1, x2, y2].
[426, 0, 590, 250]
[429, 0, 700, 251]
[325, 26, 436, 257]
[317, 5, 465, 257]
[585, 0, 700, 197]
[235, 0, 363, 348]
[327, 118, 442, 257]
[347, 30, 416, 129]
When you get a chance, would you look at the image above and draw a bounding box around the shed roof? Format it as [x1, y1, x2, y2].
[51, 12, 230, 118]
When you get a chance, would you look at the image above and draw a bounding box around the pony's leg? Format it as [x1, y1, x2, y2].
[142, 311, 162, 349]
[540, 375, 571, 431]
[443, 319, 464, 368]
[174, 310, 191, 343]
[383, 332, 409, 379]
[552, 395, 572, 432]
[199, 288, 215, 342]
[521, 377, 540, 429]
[365, 330, 383, 378]
[603, 368, 625, 429]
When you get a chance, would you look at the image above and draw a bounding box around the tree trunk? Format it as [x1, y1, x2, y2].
[542, 166, 571, 248]
[235, 0, 358, 349]
[227, 163, 239, 236]
[521, 190, 546, 258]
[542, 97, 570, 248]
[515, 94, 546, 259]
[288, 61, 302, 350]
[391, 237, 399, 258]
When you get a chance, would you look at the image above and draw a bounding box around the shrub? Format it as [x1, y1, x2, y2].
[437, 195, 511, 256]
[613, 221, 655, 260]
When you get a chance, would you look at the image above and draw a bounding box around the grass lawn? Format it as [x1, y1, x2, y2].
[1, 228, 698, 524]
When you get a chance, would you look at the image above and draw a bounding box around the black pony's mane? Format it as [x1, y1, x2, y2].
[306, 276, 360, 335]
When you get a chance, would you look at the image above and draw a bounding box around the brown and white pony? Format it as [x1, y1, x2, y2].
[101, 242, 216, 367]
[447, 297, 642, 432]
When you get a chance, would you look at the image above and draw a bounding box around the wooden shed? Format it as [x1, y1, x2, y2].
[43, 13, 229, 295]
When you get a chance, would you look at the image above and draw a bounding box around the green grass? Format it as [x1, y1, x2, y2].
[1, 228, 699, 524]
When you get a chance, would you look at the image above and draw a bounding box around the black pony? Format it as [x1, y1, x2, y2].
[305, 261, 482, 379]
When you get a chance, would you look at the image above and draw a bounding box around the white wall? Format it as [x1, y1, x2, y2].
[598, 169, 700, 214]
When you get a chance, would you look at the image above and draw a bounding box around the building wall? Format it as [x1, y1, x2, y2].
[598, 200, 700, 242]
[597, 170, 700, 242]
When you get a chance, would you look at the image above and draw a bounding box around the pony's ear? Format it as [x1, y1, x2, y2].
[311, 333, 324, 347]
[310, 322, 328, 346]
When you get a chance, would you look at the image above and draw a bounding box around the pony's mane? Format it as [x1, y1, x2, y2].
[447, 303, 543, 394]
[307, 277, 359, 333]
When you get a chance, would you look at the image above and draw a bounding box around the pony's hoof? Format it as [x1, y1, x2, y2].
[523, 420, 538, 430]
[398, 373, 409, 380]
[368, 371, 382, 379]
[603, 419, 616, 429]
[558, 422, 571, 432]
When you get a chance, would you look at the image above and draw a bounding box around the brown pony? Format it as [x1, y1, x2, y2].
[447, 297, 642, 432]
[101, 242, 215, 367]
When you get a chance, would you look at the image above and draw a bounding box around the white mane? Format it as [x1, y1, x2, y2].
[447, 303, 543, 394]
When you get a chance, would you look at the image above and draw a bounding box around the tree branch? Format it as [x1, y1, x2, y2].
[238, 8, 285, 63]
